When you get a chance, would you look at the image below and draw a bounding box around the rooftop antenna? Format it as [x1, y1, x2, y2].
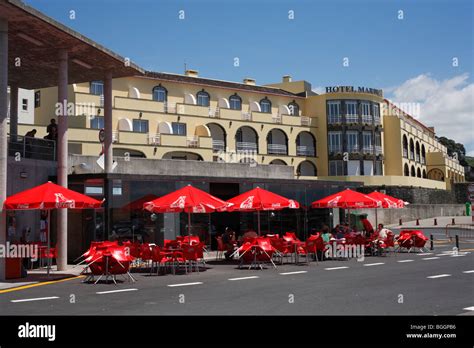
[184, 60, 187, 73]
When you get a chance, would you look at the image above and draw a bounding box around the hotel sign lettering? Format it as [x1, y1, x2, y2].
[326, 86, 383, 97]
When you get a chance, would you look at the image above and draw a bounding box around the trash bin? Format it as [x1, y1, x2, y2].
[466, 202, 472, 216]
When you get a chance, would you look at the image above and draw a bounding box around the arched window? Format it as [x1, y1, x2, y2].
[288, 101, 299, 116]
[422, 169, 427, 178]
[409, 138, 415, 160]
[404, 163, 409, 176]
[297, 161, 317, 176]
[415, 141, 420, 162]
[152, 85, 167, 102]
[417, 168, 421, 177]
[402, 135, 408, 158]
[411, 165, 416, 177]
[421, 145, 426, 164]
[260, 97, 272, 113]
[229, 94, 242, 110]
[197, 90, 210, 107]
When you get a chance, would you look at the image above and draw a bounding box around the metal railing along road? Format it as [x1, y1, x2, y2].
[445, 223, 474, 240]
[8, 135, 56, 161]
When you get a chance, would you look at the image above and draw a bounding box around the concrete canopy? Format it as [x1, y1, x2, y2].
[1, 0, 144, 89]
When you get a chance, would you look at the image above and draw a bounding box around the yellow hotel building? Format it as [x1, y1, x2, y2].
[28, 70, 465, 190]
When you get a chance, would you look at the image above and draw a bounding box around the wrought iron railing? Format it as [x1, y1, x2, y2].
[267, 143, 287, 155]
[296, 145, 315, 156]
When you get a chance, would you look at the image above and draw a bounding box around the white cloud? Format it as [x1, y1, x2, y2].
[386, 73, 474, 153]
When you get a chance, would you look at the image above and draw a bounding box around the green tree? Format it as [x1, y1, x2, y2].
[436, 136, 468, 166]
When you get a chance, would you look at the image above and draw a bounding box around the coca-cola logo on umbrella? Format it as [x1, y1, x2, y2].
[55, 193, 75, 208]
[240, 196, 254, 209]
[170, 196, 187, 209]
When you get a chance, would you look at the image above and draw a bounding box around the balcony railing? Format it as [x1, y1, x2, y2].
[148, 134, 161, 145]
[300, 116, 311, 126]
[374, 116, 381, 125]
[236, 142, 257, 152]
[267, 143, 287, 155]
[241, 112, 252, 121]
[416, 154, 420, 162]
[329, 144, 342, 153]
[296, 145, 315, 156]
[272, 115, 282, 124]
[347, 145, 359, 153]
[164, 102, 176, 114]
[328, 115, 342, 124]
[362, 145, 374, 153]
[345, 115, 359, 124]
[212, 140, 225, 152]
[362, 115, 372, 124]
[403, 148, 408, 158]
[375, 145, 383, 155]
[421, 157, 426, 165]
[8, 135, 56, 161]
[209, 107, 220, 118]
[112, 131, 119, 143]
[409, 152, 414, 160]
[187, 136, 198, 147]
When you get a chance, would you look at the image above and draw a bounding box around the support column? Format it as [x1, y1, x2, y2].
[0, 19, 8, 281]
[9, 84, 18, 140]
[103, 71, 113, 239]
[56, 49, 68, 271]
[104, 71, 113, 173]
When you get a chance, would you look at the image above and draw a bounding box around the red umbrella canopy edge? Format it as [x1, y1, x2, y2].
[311, 188, 380, 209]
[143, 185, 231, 213]
[367, 191, 406, 209]
[4, 182, 103, 210]
[226, 186, 300, 212]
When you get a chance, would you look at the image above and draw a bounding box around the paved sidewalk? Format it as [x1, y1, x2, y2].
[387, 216, 473, 229]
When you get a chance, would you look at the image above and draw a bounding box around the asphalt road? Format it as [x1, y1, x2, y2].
[1, 238, 473, 316]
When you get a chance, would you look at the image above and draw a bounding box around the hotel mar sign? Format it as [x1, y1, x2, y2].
[326, 86, 383, 97]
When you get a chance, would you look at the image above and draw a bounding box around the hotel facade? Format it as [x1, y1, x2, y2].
[29, 71, 465, 190]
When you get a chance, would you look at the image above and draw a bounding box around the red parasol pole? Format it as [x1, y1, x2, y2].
[257, 210, 261, 236]
[188, 211, 191, 236]
[47, 210, 51, 276]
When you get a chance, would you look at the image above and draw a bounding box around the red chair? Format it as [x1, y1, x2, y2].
[270, 238, 292, 264]
[283, 232, 298, 243]
[182, 244, 201, 273]
[139, 243, 153, 268]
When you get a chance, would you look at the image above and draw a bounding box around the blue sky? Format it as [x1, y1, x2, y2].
[25, 0, 474, 152]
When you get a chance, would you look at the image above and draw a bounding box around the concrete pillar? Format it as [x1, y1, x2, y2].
[56, 49, 68, 270]
[9, 84, 18, 139]
[104, 71, 113, 173]
[0, 19, 8, 281]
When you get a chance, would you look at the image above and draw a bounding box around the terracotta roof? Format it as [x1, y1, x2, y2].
[384, 99, 435, 135]
[143, 71, 303, 98]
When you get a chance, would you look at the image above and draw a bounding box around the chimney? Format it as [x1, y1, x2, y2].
[185, 69, 199, 77]
[282, 75, 292, 83]
[428, 126, 435, 133]
[243, 78, 256, 85]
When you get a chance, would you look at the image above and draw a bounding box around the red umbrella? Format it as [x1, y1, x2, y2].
[143, 185, 230, 235]
[226, 187, 300, 235]
[367, 191, 406, 227]
[3, 181, 103, 275]
[311, 188, 380, 209]
[367, 191, 405, 209]
[122, 194, 158, 211]
[311, 188, 380, 230]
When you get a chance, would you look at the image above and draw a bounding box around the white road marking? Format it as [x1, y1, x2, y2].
[11, 296, 59, 303]
[279, 271, 308, 275]
[435, 254, 450, 256]
[228, 276, 259, 281]
[363, 262, 385, 267]
[324, 266, 349, 270]
[167, 282, 203, 287]
[416, 253, 433, 256]
[427, 274, 451, 279]
[462, 270, 474, 274]
[451, 255, 466, 257]
[463, 306, 474, 311]
[96, 288, 138, 295]
[397, 259, 414, 263]
[422, 257, 440, 260]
